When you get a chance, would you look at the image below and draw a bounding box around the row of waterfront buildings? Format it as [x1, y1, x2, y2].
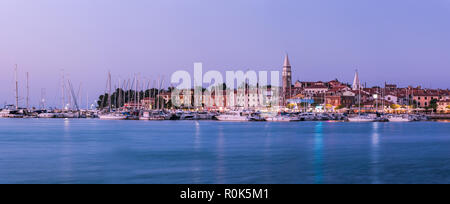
[122, 55, 450, 113]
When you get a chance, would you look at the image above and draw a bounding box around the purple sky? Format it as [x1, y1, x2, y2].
[1, 0, 450, 107]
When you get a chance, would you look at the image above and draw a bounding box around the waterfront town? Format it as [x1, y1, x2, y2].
[1, 55, 449, 121]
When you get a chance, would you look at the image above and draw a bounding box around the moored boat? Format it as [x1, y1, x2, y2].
[99, 113, 127, 120]
[348, 114, 377, 122]
[38, 113, 56, 118]
[388, 115, 413, 122]
[216, 111, 249, 122]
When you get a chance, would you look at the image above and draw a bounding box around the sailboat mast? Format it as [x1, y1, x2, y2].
[156, 77, 160, 110]
[108, 72, 112, 112]
[61, 70, 65, 110]
[118, 78, 121, 110]
[134, 75, 137, 111]
[158, 77, 164, 110]
[137, 76, 140, 110]
[15, 64, 19, 110]
[86, 91, 89, 110]
[26, 72, 29, 110]
[358, 84, 361, 117]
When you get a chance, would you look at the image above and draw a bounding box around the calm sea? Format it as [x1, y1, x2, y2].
[0, 119, 449, 184]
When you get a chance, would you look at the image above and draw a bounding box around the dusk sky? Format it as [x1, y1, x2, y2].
[1, 0, 450, 107]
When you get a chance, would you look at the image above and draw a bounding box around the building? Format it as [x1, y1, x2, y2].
[384, 94, 398, 104]
[385, 83, 398, 90]
[352, 70, 361, 91]
[141, 97, 156, 109]
[437, 99, 450, 113]
[282, 54, 292, 105]
[325, 95, 355, 108]
[413, 92, 440, 108]
[304, 84, 329, 95]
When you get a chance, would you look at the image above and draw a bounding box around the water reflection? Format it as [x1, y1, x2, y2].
[194, 121, 201, 151]
[61, 119, 73, 182]
[263, 123, 272, 183]
[216, 125, 225, 184]
[314, 122, 324, 184]
[371, 122, 381, 184]
[192, 121, 202, 183]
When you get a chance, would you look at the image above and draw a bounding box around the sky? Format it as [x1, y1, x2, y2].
[1, 0, 450, 107]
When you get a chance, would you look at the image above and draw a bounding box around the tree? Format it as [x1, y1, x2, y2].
[428, 99, 438, 112]
[412, 100, 418, 109]
[97, 94, 109, 109]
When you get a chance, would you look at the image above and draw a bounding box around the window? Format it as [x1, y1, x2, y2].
[425, 102, 428, 106]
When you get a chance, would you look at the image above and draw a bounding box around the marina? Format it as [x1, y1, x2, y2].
[0, 106, 436, 122]
[2, 58, 448, 123]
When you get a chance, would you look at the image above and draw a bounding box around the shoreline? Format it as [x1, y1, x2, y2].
[0, 117, 449, 123]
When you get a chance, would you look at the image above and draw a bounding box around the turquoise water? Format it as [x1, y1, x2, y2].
[0, 118, 449, 184]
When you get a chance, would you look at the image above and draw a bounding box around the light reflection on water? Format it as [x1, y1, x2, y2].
[314, 122, 324, 184]
[61, 119, 73, 183]
[192, 121, 201, 183]
[371, 122, 381, 184]
[0, 119, 449, 184]
[215, 125, 225, 184]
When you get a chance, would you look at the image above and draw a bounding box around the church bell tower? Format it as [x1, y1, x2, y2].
[282, 54, 292, 105]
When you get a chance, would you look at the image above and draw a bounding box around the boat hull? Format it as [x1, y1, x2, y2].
[216, 116, 249, 122]
[348, 117, 376, 122]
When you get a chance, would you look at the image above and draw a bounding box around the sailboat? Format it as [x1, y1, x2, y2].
[348, 70, 376, 122]
[388, 89, 413, 122]
[98, 72, 127, 120]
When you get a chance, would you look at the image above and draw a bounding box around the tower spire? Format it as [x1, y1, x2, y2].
[352, 69, 361, 91]
[284, 53, 291, 67]
[282, 54, 293, 106]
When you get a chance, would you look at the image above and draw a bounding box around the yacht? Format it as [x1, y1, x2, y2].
[180, 112, 195, 120]
[348, 114, 377, 122]
[140, 111, 166, 120]
[38, 112, 56, 118]
[216, 111, 249, 122]
[99, 113, 127, 120]
[299, 113, 317, 121]
[139, 111, 152, 120]
[266, 115, 296, 122]
[249, 113, 266, 122]
[62, 112, 77, 118]
[194, 112, 216, 120]
[0, 109, 24, 118]
[388, 115, 413, 122]
[0, 109, 12, 118]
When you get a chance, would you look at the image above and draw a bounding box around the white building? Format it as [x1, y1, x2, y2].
[384, 94, 398, 104]
[304, 85, 329, 95]
[352, 70, 361, 91]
